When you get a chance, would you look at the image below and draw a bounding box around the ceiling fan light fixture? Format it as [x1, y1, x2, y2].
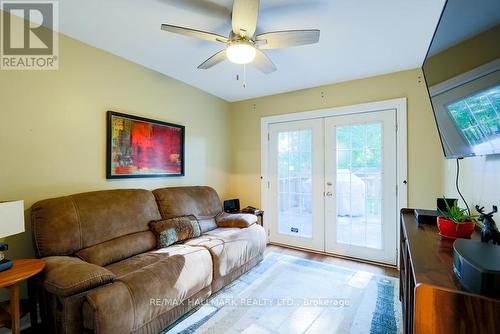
[226, 40, 256, 64]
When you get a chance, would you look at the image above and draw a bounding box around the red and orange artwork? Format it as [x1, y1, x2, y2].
[107, 112, 184, 178]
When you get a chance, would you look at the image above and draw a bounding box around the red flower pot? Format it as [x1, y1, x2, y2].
[437, 217, 475, 240]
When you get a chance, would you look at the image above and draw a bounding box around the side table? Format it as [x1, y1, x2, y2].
[0, 259, 45, 334]
[254, 210, 264, 226]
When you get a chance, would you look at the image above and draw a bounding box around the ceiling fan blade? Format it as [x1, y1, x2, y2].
[252, 49, 276, 74]
[257, 30, 320, 49]
[232, 0, 259, 38]
[161, 24, 228, 44]
[198, 50, 227, 70]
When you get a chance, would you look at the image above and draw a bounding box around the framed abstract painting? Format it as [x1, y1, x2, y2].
[106, 111, 185, 178]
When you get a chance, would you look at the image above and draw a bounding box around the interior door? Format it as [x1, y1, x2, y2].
[324, 110, 398, 265]
[268, 119, 325, 251]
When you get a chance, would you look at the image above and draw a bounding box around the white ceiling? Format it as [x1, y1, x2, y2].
[54, 0, 446, 101]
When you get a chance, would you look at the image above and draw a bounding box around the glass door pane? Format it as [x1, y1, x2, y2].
[278, 129, 313, 238]
[335, 122, 383, 249]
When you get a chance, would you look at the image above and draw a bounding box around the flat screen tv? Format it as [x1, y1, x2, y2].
[422, 0, 500, 159]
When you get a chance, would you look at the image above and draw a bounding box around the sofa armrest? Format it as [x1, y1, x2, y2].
[216, 213, 257, 228]
[42, 256, 116, 297]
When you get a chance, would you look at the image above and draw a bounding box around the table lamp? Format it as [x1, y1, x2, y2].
[0, 200, 25, 272]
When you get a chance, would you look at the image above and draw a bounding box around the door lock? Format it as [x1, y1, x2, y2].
[325, 192, 333, 197]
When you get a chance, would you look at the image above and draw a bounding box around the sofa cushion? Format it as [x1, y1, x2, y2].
[184, 224, 266, 284]
[197, 217, 218, 234]
[149, 215, 201, 248]
[43, 256, 116, 297]
[153, 186, 222, 233]
[75, 231, 156, 267]
[86, 245, 213, 332]
[216, 213, 257, 228]
[31, 189, 161, 257]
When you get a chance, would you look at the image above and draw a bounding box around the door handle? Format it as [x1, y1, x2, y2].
[325, 192, 333, 197]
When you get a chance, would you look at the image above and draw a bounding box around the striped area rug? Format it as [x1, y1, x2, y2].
[162, 252, 402, 334]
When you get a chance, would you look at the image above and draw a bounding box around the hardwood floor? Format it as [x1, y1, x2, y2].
[266, 244, 399, 278]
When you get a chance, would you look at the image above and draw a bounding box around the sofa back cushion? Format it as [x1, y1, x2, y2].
[76, 231, 156, 267]
[153, 186, 222, 233]
[31, 189, 161, 257]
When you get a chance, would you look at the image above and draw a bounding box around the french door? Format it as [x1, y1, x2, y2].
[324, 110, 397, 264]
[268, 119, 325, 251]
[267, 110, 398, 265]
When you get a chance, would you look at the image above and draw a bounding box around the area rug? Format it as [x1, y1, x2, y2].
[162, 252, 402, 334]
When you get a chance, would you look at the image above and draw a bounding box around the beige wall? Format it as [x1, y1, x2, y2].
[0, 24, 231, 266]
[228, 68, 443, 210]
[443, 156, 500, 211]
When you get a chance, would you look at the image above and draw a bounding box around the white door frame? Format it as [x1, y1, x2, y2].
[261, 98, 408, 264]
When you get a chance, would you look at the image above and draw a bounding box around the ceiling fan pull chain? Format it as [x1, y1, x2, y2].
[243, 64, 247, 88]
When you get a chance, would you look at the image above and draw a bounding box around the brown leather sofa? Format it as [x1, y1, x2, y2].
[31, 186, 266, 333]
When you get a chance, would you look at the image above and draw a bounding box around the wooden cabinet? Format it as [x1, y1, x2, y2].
[400, 209, 500, 334]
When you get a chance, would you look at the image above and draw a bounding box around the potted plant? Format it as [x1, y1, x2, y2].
[437, 197, 478, 240]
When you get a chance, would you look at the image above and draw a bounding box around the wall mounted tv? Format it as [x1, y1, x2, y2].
[422, 0, 500, 159]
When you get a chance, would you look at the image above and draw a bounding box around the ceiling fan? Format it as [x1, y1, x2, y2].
[161, 0, 320, 74]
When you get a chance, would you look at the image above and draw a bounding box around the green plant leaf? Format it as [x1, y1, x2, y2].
[440, 196, 477, 224]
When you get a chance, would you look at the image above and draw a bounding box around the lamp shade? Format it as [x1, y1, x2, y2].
[0, 200, 25, 238]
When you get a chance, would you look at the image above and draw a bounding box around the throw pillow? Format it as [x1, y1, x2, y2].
[216, 213, 257, 228]
[149, 215, 201, 248]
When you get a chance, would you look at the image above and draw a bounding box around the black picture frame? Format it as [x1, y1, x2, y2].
[106, 111, 185, 179]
